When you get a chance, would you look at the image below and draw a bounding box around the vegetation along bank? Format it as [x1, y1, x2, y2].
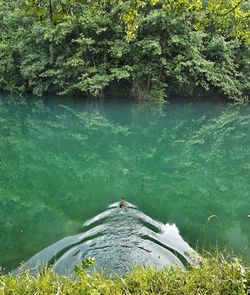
[0, 0, 250, 102]
[1, 255, 250, 294]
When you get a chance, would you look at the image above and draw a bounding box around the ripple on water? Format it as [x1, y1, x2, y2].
[12, 202, 199, 276]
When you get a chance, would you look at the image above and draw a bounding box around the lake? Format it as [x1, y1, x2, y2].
[0, 95, 249, 272]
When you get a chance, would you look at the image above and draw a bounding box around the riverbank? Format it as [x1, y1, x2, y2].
[1, 255, 249, 295]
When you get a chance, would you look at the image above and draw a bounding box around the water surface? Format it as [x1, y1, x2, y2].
[0, 96, 249, 272]
[13, 202, 199, 276]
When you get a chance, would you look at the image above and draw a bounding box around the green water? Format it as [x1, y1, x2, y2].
[0, 96, 250, 272]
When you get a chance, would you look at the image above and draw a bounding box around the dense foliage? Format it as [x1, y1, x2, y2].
[0, 0, 250, 101]
[0, 255, 249, 295]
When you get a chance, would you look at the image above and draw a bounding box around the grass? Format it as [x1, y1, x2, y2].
[0, 254, 249, 295]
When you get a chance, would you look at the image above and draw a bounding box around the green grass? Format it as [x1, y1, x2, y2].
[1, 254, 249, 295]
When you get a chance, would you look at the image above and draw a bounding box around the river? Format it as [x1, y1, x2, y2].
[0, 95, 249, 273]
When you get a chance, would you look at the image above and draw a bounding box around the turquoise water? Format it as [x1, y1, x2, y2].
[0, 96, 250, 272]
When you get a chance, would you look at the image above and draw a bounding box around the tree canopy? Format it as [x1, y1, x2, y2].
[0, 0, 250, 101]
